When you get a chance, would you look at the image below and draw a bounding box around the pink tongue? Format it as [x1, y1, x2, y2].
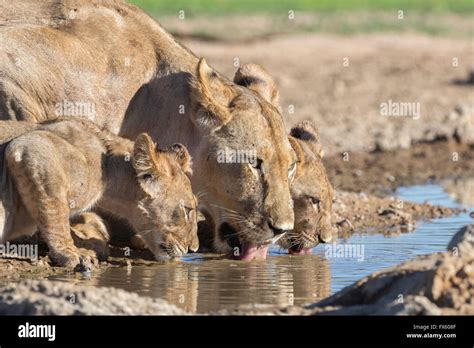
[240, 244, 269, 261]
[289, 247, 312, 255]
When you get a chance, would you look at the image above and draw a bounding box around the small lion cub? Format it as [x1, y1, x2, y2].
[0, 117, 199, 270]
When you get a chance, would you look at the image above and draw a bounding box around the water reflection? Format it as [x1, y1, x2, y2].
[50, 253, 330, 313]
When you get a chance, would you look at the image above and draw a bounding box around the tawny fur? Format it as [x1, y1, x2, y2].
[0, 117, 199, 269]
[0, 1, 297, 253]
[279, 121, 336, 252]
[70, 212, 110, 261]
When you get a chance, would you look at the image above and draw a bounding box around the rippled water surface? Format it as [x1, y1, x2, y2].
[49, 183, 473, 313]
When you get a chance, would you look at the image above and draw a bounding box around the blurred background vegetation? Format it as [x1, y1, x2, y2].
[127, 0, 474, 40]
[129, 0, 474, 15]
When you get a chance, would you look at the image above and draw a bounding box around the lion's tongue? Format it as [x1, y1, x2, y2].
[240, 244, 269, 261]
[289, 246, 313, 255]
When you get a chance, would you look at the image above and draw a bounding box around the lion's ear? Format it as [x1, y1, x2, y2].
[234, 63, 281, 111]
[197, 210, 206, 222]
[288, 136, 305, 163]
[132, 133, 161, 179]
[133, 134, 174, 196]
[169, 143, 193, 175]
[190, 58, 234, 130]
[290, 120, 325, 158]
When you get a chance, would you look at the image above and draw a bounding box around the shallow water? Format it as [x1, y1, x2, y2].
[49, 183, 473, 313]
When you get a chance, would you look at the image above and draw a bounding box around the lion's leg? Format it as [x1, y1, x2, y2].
[5, 141, 98, 270]
[71, 212, 110, 261]
[36, 205, 98, 271]
[130, 234, 148, 250]
[14, 179, 98, 270]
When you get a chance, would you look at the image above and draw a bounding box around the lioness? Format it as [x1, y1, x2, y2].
[0, 0, 296, 260]
[0, 118, 199, 269]
[233, 65, 336, 256]
[282, 121, 336, 255]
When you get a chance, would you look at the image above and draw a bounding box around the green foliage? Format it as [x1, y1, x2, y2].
[129, 0, 474, 16]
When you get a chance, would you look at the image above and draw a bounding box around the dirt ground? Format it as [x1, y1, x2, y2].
[333, 190, 464, 238]
[184, 33, 473, 155]
[325, 140, 474, 195]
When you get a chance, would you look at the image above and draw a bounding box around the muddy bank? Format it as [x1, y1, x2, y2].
[332, 190, 464, 238]
[325, 140, 474, 196]
[214, 224, 474, 315]
[443, 177, 474, 207]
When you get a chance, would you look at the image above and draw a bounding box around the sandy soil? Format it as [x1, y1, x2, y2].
[325, 140, 474, 195]
[184, 33, 473, 155]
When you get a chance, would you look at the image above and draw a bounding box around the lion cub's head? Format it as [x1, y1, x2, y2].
[129, 133, 199, 261]
[279, 121, 336, 255]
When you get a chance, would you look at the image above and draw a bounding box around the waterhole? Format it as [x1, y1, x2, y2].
[49, 183, 473, 313]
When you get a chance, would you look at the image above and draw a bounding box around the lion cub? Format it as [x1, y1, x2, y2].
[0, 118, 199, 269]
[280, 121, 336, 255]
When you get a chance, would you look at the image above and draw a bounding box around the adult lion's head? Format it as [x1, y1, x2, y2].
[190, 60, 296, 261]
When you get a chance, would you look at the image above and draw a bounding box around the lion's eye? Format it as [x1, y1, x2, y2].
[309, 196, 321, 207]
[182, 204, 193, 221]
[185, 207, 193, 217]
[288, 162, 297, 178]
[140, 173, 154, 181]
[251, 158, 264, 174]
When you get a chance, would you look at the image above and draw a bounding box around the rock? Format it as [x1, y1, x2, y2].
[306, 252, 474, 315]
[304, 224, 474, 315]
[313, 295, 443, 315]
[378, 207, 412, 224]
[447, 225, 474, 257]
[0, 280, 187, 315]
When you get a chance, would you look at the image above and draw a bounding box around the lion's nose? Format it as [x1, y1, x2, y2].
[319, 234, 332, 243]
[319, 226, 337, 243]
[268, 219, 292, 236]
